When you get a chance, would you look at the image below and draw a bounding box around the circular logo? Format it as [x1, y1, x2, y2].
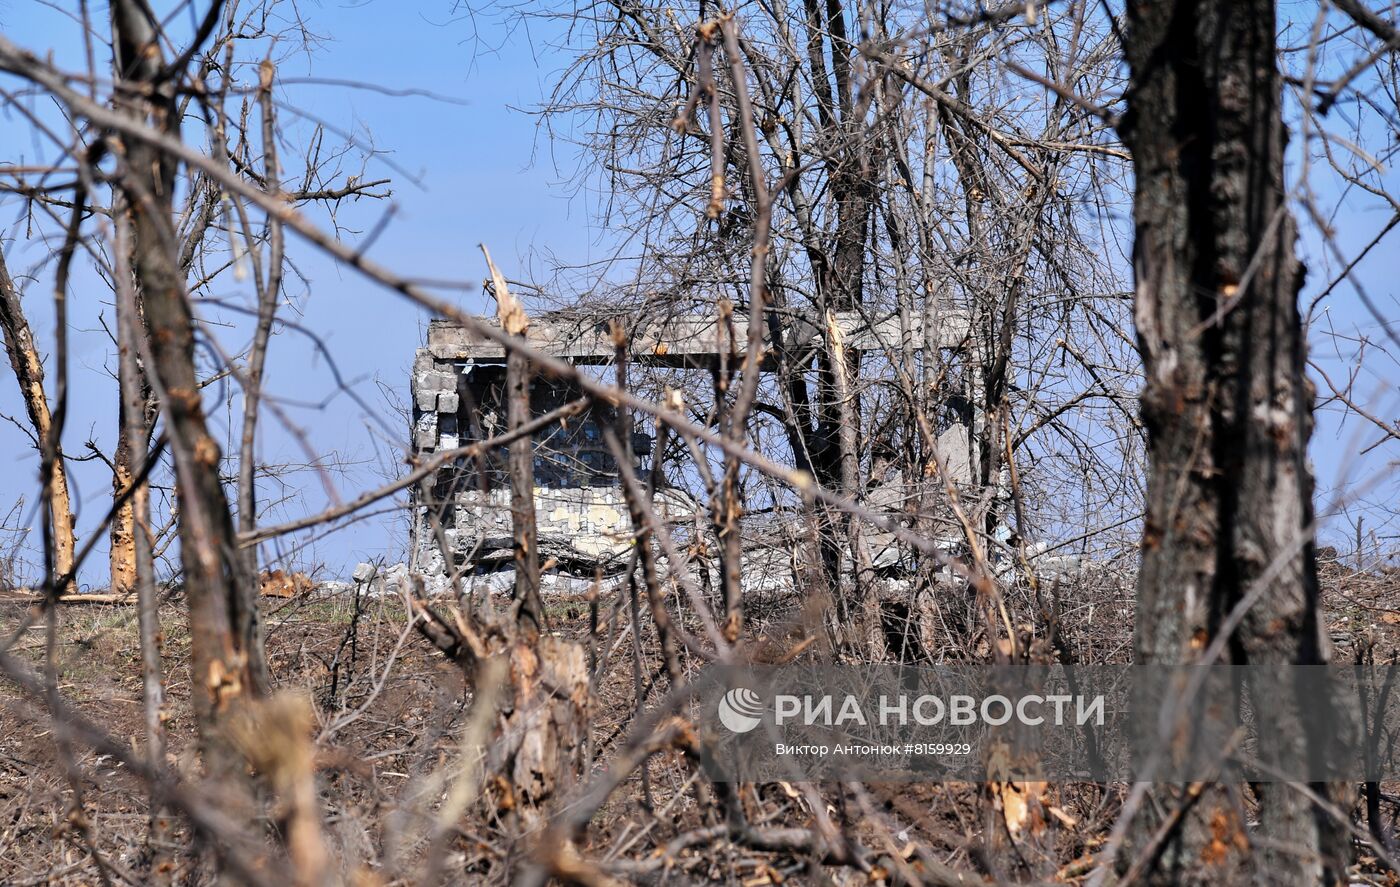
[717, 686, 764, 733]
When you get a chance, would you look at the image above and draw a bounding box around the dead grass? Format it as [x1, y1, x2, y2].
[2, 562, 1399, 884]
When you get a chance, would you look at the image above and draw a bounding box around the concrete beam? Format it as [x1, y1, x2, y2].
[424, 308, 970, 367]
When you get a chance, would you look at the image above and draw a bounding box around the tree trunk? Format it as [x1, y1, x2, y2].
[234, 59, 284, 697]
[111, 0, 263, 792]
[1122, 0, 1346, 882]
[789, 0, 873, 650]
[109, 427, 137, 596]
[0, 247, 76, 589]
[474, 251, 585, 863]
[109, 352, 155, 599]
[113, 210, 170, 881]
[483, 246, 543, 636]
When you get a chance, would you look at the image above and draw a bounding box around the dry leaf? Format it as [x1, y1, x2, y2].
[991, 780, 1049, 838]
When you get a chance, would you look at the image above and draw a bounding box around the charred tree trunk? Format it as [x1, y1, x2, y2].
[0, 247, 76, 589]
[1122, 0, 1346, 882]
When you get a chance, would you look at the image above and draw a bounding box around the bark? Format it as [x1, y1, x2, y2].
[109, 426, 137, 595]
[482, 246, 542, 637]
[114, 210, 169, 880]
[507, 343, 543, 637]
[111, 0, 263, 792]
[609, 329, 681, 681]
[469, 251, 585, 862]
[783, 5, 874, 649]
[234, 58, 283, 696]
[1122, 0, 1346, 882]
[109, 347, 154, 597]
[0, 247, 76, 588]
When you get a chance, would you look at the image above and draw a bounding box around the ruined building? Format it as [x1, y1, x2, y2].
[410, 308, 973, 591]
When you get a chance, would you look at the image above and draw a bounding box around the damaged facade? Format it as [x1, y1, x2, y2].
[410, 308, 974, 589]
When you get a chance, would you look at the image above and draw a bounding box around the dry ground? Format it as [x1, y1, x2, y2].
[2, 556, 1399, 884]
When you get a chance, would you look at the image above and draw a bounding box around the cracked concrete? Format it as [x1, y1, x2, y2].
[408, 310, 974, 590]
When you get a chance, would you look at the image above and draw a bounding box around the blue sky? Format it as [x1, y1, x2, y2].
[1280, 2, 1400, 557]
[0, 0, 612, 581]
[0, 0, 1396, 585]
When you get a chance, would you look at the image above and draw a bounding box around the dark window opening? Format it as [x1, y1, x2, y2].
[441, 363, 648, 490]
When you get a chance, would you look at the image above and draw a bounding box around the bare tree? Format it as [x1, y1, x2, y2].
[0, 246, 76, 590]
[518, 0, 1135, 667]
[1120, 0, 1348, 881]
[2, 1, 1399, 885]
[110, 4, 267, 794]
